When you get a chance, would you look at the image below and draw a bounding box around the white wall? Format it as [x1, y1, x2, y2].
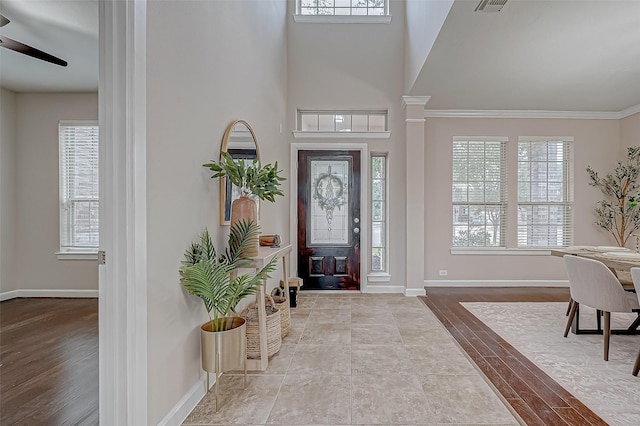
[287, 0, 407, 289]
[145, 1, 287, 423]
[0, 88, 17, 294]
[404, 0, 454, 93]
[621, 112, 640, 149]
[11, 93, 98, 293]
[423, 117, 622, 285]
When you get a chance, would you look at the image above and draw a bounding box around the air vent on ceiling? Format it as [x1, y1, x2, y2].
[475, 0, 508, 13]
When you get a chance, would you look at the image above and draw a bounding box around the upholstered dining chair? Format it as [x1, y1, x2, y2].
[563, 255, 640, 361]
[628, 267, 640, 375]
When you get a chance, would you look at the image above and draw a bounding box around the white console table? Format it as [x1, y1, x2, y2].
[245, 244, 291, 371]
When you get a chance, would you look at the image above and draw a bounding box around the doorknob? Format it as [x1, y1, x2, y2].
[354, 228, 360, 234]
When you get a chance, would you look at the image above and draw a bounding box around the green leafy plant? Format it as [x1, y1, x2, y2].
[587, 146, 640, 246]
[203, 152, 286, 202]
[180, 221, 277, 332]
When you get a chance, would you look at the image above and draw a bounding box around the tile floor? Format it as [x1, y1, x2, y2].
[183, 293, 520, 425]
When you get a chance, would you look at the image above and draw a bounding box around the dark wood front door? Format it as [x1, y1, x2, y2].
[297, 150, 361, 290]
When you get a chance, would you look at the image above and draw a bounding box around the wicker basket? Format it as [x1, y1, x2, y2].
[272, 295, 290, 338]
[242, 295, 282, 359]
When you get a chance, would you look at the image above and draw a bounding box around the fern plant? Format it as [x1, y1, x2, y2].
[180, 221, 277, 331]
[587, 146, 640, 247]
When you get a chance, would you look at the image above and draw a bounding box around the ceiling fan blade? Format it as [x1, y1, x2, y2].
[0, 15, 9, 27]
[0, 35, 67, 67]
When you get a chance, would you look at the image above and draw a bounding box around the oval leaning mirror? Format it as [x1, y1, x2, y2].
[219, 120, 261, 225]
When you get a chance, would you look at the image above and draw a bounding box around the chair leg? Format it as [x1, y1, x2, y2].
[634, 348, 640, 376]
[564, 301, 578, 337]
[603, 311, 611, 361]
[565, 298, 574, 316]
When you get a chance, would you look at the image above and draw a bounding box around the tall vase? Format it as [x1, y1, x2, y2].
[230, 195, 259, 257]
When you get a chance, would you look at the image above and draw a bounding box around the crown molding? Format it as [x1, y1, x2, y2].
[620, 103, 640, 119]
[424, 104, 640, 120]
[402, 96, 431, 108]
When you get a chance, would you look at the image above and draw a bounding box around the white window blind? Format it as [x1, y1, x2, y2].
[452, 138, 507, 247]
[59, 121, 99, 251]
[517, 138, 573, 248]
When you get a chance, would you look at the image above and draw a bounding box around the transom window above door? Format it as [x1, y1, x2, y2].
[293, 110, 391, 139]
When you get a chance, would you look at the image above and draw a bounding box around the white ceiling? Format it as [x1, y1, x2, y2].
[0, 0, 98, 92]
[2, 0, 639, 114]
[412, 0, 640, 113]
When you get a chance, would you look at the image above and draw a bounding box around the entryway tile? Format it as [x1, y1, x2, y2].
[266, 374, 351, 425]
[288, 344, 351, 375]
[183, 375, 283, 425]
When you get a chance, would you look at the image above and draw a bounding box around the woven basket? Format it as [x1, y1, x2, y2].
[272, 295, 290, 338]
[242, 295, 282, 359]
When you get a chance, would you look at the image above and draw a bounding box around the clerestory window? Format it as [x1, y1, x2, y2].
[298, 0, 389, 16]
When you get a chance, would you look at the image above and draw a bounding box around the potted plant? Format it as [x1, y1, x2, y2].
[587, 146, 640, 246]
[204, 152, 286, 256]
[180, 221, 277, 393]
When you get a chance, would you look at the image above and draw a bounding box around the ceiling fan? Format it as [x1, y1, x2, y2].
[0, 13, 67, 67]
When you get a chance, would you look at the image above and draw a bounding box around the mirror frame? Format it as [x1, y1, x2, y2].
[219, 120, 261, 225]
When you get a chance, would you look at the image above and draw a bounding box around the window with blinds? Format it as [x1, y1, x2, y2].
[517, 138, 573, 248]
[59, 121, 99, 251]
[452, 138, 507, 247]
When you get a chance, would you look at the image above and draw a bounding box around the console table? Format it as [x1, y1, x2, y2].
[245, 244, 291, 371]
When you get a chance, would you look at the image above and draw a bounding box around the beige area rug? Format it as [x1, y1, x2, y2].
[461, 302, 640, 426]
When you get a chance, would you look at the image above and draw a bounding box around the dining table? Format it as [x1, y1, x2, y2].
[551, 246, 640, 335]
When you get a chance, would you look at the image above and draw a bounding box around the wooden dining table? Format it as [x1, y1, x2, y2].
[551, 246, 640, 335]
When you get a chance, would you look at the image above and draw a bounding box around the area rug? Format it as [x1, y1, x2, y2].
[461, 302, 640, 426]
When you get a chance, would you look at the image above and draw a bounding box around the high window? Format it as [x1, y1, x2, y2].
[452, 138, 507, 247]
[298, 0, 388, 16]
[59, 121, 99, 252]
[298, 110, 387, 133]
[517, 138, 573, 248]
[371, 154, 387, 272]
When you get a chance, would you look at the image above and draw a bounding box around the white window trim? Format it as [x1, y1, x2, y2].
[450, 136, 574, 254]
[59, 120, 99, 258]
[367, 272, 392, 282]
[517, 137, 574, 249]
[295, 109, 390, 138]
[293, 131, 391, 139]
[370, 152, 389, 276]
[452, 137, 508, 249]
[294, 0, 391, 22]
[56, 251, 99, 260]
[450, 247, 551, 256]
[293, 15, 391, 24]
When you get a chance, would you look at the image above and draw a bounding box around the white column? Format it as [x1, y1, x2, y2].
[402, 96, 430, 293]
[99, 0, 148, 424]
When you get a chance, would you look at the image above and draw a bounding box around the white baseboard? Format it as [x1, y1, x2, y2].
[404, 288, 426, 296]
[0, 289, 99, 301]
[424, 279, 569, 288]
[158, 374, 211, 426]
[365, 285, 405, 294]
